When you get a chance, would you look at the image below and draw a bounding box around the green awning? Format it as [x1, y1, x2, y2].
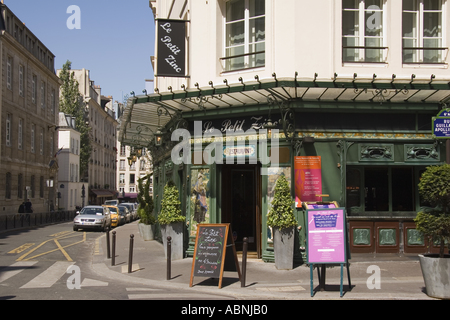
[119, 74, 450, 149]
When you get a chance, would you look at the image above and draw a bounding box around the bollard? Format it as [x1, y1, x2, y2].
[128, 234, 134, 274]
[167, 236, 172, 280]
[111, 231, 116, 266]
[106, 227, 111, 259]
[241, 237, 248, 288]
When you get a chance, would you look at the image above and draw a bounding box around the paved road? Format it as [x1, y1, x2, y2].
[0, 222, 235, 300]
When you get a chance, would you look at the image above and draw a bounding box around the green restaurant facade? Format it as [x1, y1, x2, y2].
[119, 76, 450, 262]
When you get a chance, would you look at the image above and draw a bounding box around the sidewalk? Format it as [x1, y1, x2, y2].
[92, 221, 435, 300]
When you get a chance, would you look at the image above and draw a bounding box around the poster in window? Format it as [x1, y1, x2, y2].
[294, 156, 322, 208]
[190, 169, 210, 237]
[157, 19, 186, 77]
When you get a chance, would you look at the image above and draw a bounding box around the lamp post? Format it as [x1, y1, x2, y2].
[81, 184, 85, 208]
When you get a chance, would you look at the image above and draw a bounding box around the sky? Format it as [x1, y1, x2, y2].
[6, 0, 155, 104]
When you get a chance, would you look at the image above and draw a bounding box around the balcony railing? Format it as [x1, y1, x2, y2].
[402, 47, 449, 64]
[342, 46, 389, 63]
[220, 51, 265, 73]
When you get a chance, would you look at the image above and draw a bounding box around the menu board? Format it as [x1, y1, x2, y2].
[307, 208, 348, 264]
[190, 224, 240, 289]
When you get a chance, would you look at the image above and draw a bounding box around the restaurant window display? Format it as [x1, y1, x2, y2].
[189, 168, 211, 237]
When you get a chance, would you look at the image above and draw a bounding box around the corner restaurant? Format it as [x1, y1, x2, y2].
[119, 75, 450, 261]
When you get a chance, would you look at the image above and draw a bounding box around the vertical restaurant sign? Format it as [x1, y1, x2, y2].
[307, 208, 347, 264]
[294, 156, 322, 207]
[157, 19, 186, 77]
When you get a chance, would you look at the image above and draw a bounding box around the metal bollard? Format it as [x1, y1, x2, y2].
[128, 234, 134, 274]
[241, 237, 248, 288]
[106, 227, 111, 259]
[167, 236, 172, 280]
[111, 231, 116, 266]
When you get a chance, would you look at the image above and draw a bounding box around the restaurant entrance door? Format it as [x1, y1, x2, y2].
[222, 164, 262, 258]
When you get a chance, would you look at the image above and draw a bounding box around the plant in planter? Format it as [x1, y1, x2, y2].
[415, 164, 450, 299]
[267, 174, 297, 270]
[158, 181, 185, 260]
[137, 175, 156, 241]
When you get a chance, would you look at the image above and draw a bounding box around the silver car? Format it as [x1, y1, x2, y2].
[73, 205, 111, 232]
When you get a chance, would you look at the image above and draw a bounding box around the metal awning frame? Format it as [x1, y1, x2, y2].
[119, 73, 450, 152]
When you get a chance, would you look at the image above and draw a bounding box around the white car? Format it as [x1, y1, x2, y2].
[73, 206, 111, 232]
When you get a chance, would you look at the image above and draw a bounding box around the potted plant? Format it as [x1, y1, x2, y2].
[158, 180, 185, 260]
[137, 175, 156, 241]
[415, 164, 450, 299]
[267, 174, 298, 270]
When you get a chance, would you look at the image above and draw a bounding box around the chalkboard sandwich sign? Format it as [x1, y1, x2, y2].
[189, 224, 241, 289]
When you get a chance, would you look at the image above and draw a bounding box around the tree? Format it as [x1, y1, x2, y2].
[267, 174, 297, 229]
[137, 175, 155, 225]
[415, 164, 450, 258]
[158, 181, 185, 225]
[59, 60, 92, 181]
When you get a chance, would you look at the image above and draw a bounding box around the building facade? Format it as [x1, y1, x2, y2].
[57, 112, 84, 211]
[0, 4, 60, 214]
[58, 69, 119, 205]
[120, 0, 450, 260]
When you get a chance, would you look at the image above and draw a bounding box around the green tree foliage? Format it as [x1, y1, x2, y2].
[137, 175, 155, 225]
[158, 181, 185, 225]
[415, 164, 450, 257]
[59, 60, 92, 181]
[267, 175, 297, 229]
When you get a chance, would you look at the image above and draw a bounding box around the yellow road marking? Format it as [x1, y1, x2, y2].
[54, 239, 73, 262]
[17, 232, 86, 262]
[8, 243, 35, 254]
[50, 231, 72, 237]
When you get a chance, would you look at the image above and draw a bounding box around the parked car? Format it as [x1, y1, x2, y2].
[118, 205, 131, 223]
[103, 205, 120, 228]
[73, 205, 111, 232]
[119, 203, 137, 221]
[104, 199, 119, 206]
[117, 206, 128, 225]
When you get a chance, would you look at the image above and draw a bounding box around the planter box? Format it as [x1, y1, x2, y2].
[161, 222, 184, 261]
[138, 223, 155, 241]
[273, 226, 295, 270]
[419, 254, 450, 299]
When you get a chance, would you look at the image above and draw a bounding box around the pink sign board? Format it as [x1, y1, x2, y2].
[307, 208, 347, 264]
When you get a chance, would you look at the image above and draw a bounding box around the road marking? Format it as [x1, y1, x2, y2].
[81, 278, 109, 287]
[17, 232, 86, 262]
[20, 261, 75, 289]
[54, 239, 73, 262]
[50, 231, 72, 237]
[0, 261, 38, 283]
[8, 243, 35, 254]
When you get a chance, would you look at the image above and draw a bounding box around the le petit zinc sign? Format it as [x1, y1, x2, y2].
[157, 19, 186, 77]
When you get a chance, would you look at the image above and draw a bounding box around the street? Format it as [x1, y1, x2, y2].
[0, 222, 234, 300]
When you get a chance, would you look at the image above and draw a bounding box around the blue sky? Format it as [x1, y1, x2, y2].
[6, 0, 155, 104]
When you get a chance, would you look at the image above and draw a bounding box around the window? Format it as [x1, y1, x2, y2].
[342, 0, 386, 62]
[18, 118, 23, 150]
[6, 114, 11, 147]
[7, 56, 12, 90]
[31, 124, 35, 153]
[346, 166, 417, 215]
[32, 75, 37, 104]
[403, 0, 446, 63]
[19, 65, 24, 97]
[130, 174, 135, 185]
[40, 128, 44, 155]
[40, 176, 44, 198]
[41, 81, 46, 109]
[51, 89, 55, 115]
[30, 175, 35, 198]
[223, 0, 265, 72]
[18, 174, 23, 199]
[119, 173, 125, 184]
[6, 173, 12, 199]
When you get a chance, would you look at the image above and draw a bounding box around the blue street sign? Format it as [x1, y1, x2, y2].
[433, 117, 450, 139]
